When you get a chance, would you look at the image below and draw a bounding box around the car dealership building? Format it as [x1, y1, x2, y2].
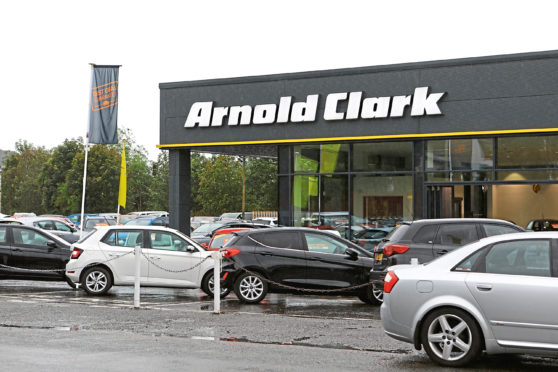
[159, 50, 558, 236]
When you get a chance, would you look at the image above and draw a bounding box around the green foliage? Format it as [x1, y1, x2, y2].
[0, 134, 278, 217]
[1, 140, 50, 215]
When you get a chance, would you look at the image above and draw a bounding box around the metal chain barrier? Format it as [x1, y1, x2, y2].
[0, 250, 136, 273]
[0, 249, 210, 274]
[141, 252, 211, 273]
[238, 236, 374, 293]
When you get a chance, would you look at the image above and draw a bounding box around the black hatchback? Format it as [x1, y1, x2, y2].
[369, 218, 524, 302]
[0, 224, 72, 283]
[220, 228, 378, 304]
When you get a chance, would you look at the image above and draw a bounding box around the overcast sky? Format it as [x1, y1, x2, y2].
[1, 0, 557, 160]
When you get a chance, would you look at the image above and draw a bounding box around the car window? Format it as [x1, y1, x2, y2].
[413, 225, 438, 243]
[0, 226, 7, 243]
[482, 224, 520, 237]
[210, 233, 235, 249]
[53, 221, 72, 232]
[250, 231, 302, 249]
[435, 224, 478, 246]
[35, 221, 55, 230]
[453, 248, 487, 272]
[102, 230, 144, 247]
[304, 233, 349, 255]
[384, 224, 409, 241]
[12, 227, 51, 247]
[149, 231, 188, 252]
[481, 240, 551, 277]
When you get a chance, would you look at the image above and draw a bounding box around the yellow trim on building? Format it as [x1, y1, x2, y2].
[156, 128, 558, 148]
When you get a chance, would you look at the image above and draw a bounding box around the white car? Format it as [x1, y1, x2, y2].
[66, 225, 228, 297]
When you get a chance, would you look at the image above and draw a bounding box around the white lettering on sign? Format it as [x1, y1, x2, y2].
[184, 87, 445, 128]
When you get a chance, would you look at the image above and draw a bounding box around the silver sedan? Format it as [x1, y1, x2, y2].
[381, 231, 558, 367]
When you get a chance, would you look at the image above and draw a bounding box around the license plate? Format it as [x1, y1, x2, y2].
[375, 253, 383, 261]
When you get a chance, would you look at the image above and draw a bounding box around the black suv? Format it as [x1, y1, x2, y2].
[369, 218, 524, 302]
[220, 228, 377, 304]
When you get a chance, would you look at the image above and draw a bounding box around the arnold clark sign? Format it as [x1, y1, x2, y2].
[184, 87, 445, 128]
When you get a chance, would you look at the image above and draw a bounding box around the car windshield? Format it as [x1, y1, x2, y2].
[220, 213, 239, 219]
[193, 223, 224, 233]
[384, 224, 409, 241]
[209, 233, 235, 249]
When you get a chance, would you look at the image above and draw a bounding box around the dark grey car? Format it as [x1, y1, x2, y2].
[369, 218, 524, 303]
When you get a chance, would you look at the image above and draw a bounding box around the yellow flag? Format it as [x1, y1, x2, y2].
[118, 140, 127, 208]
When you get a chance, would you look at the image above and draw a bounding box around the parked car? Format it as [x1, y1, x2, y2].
[67, 213, 98, 227]
[353, 227, 393, 252]
[190, 216, 216, 230]
[66, 225, 228, 297]
[82, 216, 117, 232]
[251, 217, 278, 226]
[190, 221, 270, 246]
[125, 216, 169, 227]
[117, 214, 138, 225]
[129, 211, 169, 217]
[17, 217, 80, 243]
[381, 231, 558, 367]
[11, 212, 37, 218]
[525, 218, 558, 231]
[206, 227, 252, 250]
[220, 228, 378, 304]
[217, 212, 253, 221]
[0, 218, 23, 225]
[0, 224, 73, 286]
[369, 218, 524, 304]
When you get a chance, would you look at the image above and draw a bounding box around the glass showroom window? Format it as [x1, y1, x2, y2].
[497, 135, 558, 181]
[351, 175, 413, 236]
[293, 175, 319, 228]
[293, 144, 348, 173]
[352, 142, 412, 172]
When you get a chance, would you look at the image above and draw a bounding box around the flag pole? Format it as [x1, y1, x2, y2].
[80, 64, 95, 238]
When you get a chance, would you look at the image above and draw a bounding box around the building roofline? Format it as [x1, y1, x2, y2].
[159, 50, 558, 90]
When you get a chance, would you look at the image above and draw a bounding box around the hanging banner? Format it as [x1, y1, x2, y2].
[88, 65, 120, 144]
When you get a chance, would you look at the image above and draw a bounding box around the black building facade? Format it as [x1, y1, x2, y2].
[159, 51, 558, 237]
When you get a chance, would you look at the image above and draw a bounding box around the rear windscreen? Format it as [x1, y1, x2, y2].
[384, 224, 410, 242]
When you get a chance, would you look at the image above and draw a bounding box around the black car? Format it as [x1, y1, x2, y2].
[369, 218, 525, 302]
[191, 221, 271, 247]
[0, 224, 73, 284]
[526, 219, 558, 231]
[220, 228, 378, 304]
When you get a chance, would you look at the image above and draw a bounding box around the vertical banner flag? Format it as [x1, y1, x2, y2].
[88, 65, 120, 144]
[118, 140, 127, 208]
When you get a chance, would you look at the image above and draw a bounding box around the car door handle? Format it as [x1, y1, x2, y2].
[150, 256, 161, 260]
[12, 248, 23, 252]
[476, 284, 493, 291]
[258, 251, 273, 256]
[437, 250, 449, 256]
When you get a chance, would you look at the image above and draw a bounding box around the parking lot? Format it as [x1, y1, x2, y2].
[1, 280, 557, 371]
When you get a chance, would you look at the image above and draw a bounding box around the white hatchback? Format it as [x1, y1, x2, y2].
[66, 225, 227, 297]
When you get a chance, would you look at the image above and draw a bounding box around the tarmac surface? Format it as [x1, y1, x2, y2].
[0, 280, 557, 371]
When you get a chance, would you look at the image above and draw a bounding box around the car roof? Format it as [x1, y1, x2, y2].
[407, 218, 520, 225]
[213, 227, 251, 235]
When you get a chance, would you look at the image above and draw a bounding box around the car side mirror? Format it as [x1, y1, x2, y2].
[186, 245, 196, 253]
[71, 227, 77, 233]
[47, 240, 57, 249]
[345, 248, 359, 260]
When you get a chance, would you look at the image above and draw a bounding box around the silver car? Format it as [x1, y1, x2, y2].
[381, 231, 558, 367]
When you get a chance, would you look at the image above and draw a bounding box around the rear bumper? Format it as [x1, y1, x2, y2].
[369, 269, 387, 285]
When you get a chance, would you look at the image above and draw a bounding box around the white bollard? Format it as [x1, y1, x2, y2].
[134, 245, 141, 309]
[212, 251, 221, 314]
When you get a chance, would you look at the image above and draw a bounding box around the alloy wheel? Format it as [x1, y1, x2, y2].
[372, 284, 384, 303]
[85, 271, 108, 293]
[239, 275, 264, 301]
[208, 274, 229, 296]
[427, 313, 472, 362]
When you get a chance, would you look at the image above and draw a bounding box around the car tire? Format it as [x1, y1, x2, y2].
[233, 272, 268, 304]
[201, 271, 231, 298]
[81, 266, 113, 295]
[420, 307, 482, 367]
[357, 283, 383, 305]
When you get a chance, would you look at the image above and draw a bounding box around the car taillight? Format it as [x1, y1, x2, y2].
[222, 248, 241, 258]
[71, 248, 83, 259]
[384, 271, 399, 293]
[359, 241, 366, 246]
[383, 244, 409, 257]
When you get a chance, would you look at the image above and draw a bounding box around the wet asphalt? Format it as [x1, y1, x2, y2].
[0, 280, 557, 371]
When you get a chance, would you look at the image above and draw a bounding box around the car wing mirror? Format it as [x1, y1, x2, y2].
[186, 245, 196, 253]
[47, 240, 57, 250]
[345, 248, 359, 260]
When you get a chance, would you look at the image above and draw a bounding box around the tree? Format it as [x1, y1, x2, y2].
[1, 140, 50, 215]
[65, 145, 120, 213]
[196, 155, 242, 216]
[39, 138, 82, 214]
[245, 157, 278, 212]
[151, 150, 169, 211]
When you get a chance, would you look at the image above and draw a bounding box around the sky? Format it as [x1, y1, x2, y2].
[1, 0, 558, 160]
